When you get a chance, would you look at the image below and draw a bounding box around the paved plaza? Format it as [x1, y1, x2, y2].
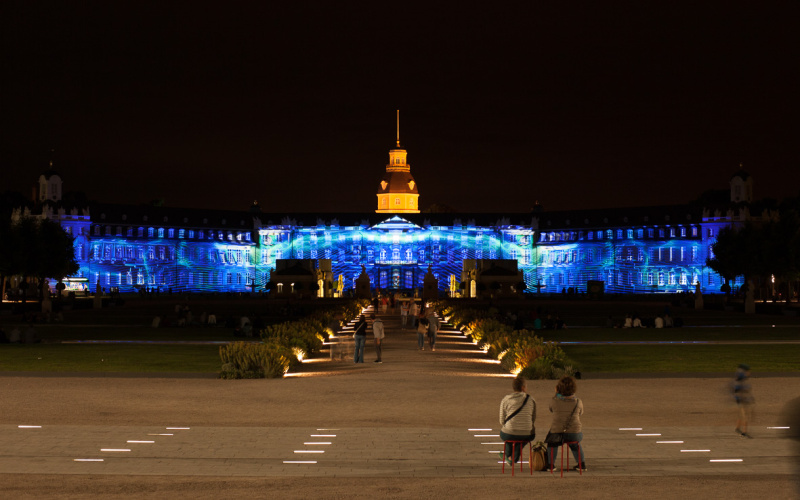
[1, 309, 798, 498]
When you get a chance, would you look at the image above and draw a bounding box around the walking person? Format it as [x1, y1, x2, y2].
[499, 376, 537, 467]
[416, 318, 429, 351]
[372, 314, 384, 363]
[410, 300, 419, 328]
[353, 315, 368, 363]
[400, 300, 410, 329]
[734, 363, 755, 438]
[426, 310, 440, 351]
[546, 376, 586, 472]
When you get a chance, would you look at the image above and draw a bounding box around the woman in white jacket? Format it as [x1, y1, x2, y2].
[498, 376, 536, 466]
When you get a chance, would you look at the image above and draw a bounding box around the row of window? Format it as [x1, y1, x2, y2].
[92, 225, 252, 242]
[540, 226, 701, 243]
[88, 244, 252, 265]
[539, 269, 702, 287]
[91, 270, 256, 287]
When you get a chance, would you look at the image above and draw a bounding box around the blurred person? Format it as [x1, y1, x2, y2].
[371, 314, 384, 363]
[734, 364, 755, 438]
[416, 318, 429, 351]
[353, 315, 367, 363]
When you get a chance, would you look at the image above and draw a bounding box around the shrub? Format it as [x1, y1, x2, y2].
[219, 341, 293, 379]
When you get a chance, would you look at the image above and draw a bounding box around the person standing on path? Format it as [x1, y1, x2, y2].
[734, 363, 755, 438]
[410, 300, 419, 328]
[400, 301, 410, 329]
[416, 317, 429, 351]
[499, 376, 537, 466]
[353, 315, 368, 363]
[426, 310, 440, 351]
[372, 314, 384, 363]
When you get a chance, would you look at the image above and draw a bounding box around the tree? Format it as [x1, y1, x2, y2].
[0, 217, 79, 303]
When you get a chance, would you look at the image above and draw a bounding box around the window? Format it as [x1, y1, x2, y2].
[627, 229, 633, 239]
[669, 228, 676, 238]
[148, 227, 154, 238]
[708, 228, 714, 238]
[395, 198, 401, 205]
[647, 228, 654, 238]
[94, 226, 100, 235]
[158, 228, 164, 238]
[680, 227, 686, 237]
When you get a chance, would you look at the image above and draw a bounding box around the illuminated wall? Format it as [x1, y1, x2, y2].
[61, 212, 737, 295]
[72, 222, 258, 293]
[258, 216, 536, 294]
[533, 223, 742, 293]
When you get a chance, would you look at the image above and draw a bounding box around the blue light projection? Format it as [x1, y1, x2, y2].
[64, 215, 734, 295]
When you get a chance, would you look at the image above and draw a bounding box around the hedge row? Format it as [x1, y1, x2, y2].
[220, 299, 369, 379]
[438, 301, 576, 379]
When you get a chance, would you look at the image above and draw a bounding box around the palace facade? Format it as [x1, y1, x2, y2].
[18, 124, 753, 297]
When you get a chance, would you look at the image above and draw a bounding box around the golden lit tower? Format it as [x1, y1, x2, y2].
[376, 110, 420, 213]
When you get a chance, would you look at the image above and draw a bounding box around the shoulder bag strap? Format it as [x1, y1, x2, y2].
[561, 399, 580, 432]
[503, 394, 530, 424]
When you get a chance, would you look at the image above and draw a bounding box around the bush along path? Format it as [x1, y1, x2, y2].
[219, 299, 370, 379]
[437, 301, 577, 379]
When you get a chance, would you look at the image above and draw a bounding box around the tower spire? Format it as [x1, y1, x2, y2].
[396, 109, 400, 147]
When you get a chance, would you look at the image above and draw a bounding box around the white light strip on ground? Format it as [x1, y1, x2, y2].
[304, 442, 332, 445]
[148, 433, 173, 436]
[100, 449, 131, 452]
[166, 427, 190, 430]
[656, 441, 684, 444]
[74, 459, 104, 462]
[316, 428, 340, 431]
[710, 459, 743, 462]
[767, 426, 790, 429]
[619, 428, 642, 431]
[127, 441, 155, 444]
[482, 442, 504, 445]
[18, 425, 42, 429]
[681, 450, 711, 452]
[469, 428, 492, 431]
[488, 451, 502, 453]
[310, 434, 336, 437]
[294, 450, 324, 453]
[496, 461, 530, 464]
[636, 434, 661, 436]
[283, 461, 317, 464]
[474, 435, 500, 437]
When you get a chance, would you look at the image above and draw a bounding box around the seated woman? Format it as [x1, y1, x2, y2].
[547, 376, 586, 471]
[498, 376, 536, 466]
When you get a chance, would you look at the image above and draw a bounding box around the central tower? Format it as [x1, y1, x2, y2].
[376, 111, 420, 213]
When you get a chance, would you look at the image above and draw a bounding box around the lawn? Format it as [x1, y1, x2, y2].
[0, 344, 222, 373]
[538, 326, 800, 342]
[564, 344, 800, 373]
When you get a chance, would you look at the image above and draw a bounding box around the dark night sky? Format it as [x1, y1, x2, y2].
[3, 2, 799, 214]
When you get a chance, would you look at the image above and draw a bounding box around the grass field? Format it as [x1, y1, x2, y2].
[0, 343, 221, 373]
[564, 344, 800, 373]
[1, 297, 797, 375]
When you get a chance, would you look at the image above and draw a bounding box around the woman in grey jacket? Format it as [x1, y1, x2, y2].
[499, 376, 536, 466]
[548, 376, 586, 471]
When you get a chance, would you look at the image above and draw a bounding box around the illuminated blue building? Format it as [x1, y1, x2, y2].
[28, 132, 753, 297]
